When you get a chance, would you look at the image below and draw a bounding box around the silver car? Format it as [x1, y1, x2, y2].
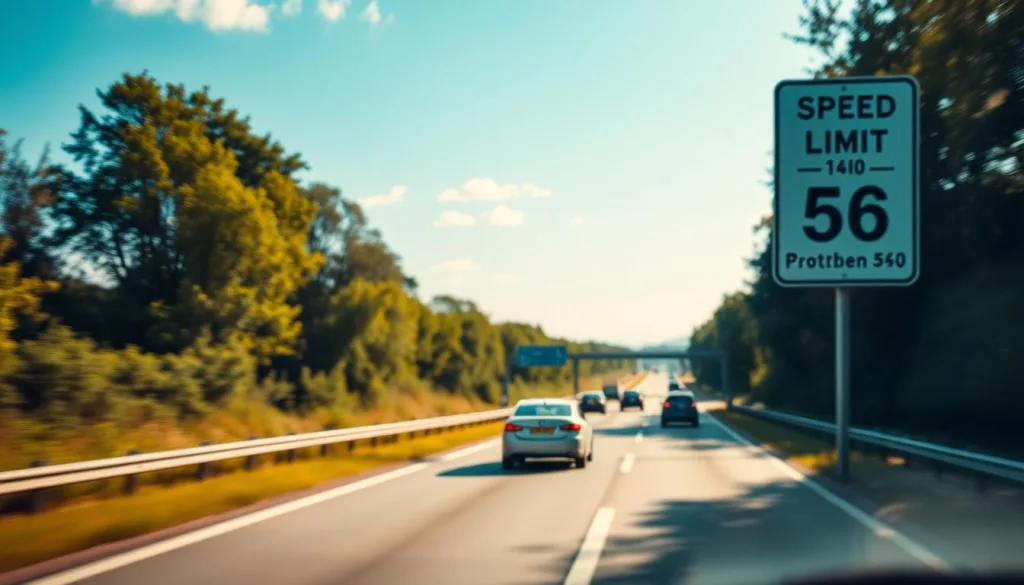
[502, 398, 594, 470]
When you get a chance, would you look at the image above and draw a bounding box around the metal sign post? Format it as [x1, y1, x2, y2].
[835, 287, 851, 479]
[773, 75, 920, 481]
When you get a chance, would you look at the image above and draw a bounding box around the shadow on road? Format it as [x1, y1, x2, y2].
[437, 460, 572, 477]
[525, 480, 926, 585]
[595, 425, 652, 437]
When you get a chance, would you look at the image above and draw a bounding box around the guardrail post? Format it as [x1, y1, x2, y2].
[28, 459, 48, 513]
[287, 432, 297, 463]
[246, 436, 259, 470]
[196, 442, 212, 480]
[123, 450, 141, 494]
[320, 425, 334, 457]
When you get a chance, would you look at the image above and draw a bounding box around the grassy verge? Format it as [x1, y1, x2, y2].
[0, 421, 504, 574]
[0, 373, 631, 472]
[0, 372, 637, 573]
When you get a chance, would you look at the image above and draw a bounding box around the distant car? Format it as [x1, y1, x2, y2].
[668, 380, 682, 392]
[602, 383, 621, 401]
[620, 389, 644, 411]
[502, 399, 594, 469]
[661, 391, 699, 427]
[578, 391, 607, 414]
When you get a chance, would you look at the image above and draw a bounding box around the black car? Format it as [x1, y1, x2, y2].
[620, 390, 644, 411]
[578, 391, 607, 414]
[661, 391, 699, 427]
[668, 380, 681, 392]
[601, 384, 621, 401]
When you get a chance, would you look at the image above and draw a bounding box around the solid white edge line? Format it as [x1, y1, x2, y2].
[436, 438, 500, 462]
[563, 507, 616, 585]
[27, 462, 432, 585]
[706, 413, 951, 571]
[619, 453, 635, 474]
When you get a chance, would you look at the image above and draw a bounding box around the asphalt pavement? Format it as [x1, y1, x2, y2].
[30, 374, 947, 585]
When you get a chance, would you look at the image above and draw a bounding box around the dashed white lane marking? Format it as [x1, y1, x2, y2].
[634, 431, 644, 444]
[563, 507, 616, 585]
[619, 453, 635, 474]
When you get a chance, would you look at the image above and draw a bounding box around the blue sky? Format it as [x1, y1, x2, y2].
[1, 0, 819, 347]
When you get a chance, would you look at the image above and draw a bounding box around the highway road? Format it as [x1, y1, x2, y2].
[30, 374, 945, 585]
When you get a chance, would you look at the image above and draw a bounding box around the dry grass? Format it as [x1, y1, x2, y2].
[0, 373, 626, 472]
[714, 410, 870, 472]
[0, 421, 505, 574]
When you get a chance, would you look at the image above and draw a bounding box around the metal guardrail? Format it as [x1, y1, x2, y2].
[728, 404, 1024, 486]
[0, 372, 646, 500]
[0, 409, 512, 497]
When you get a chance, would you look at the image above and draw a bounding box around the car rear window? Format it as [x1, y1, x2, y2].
[602, 385, 618, 391]
[582, 392, 602, 399]
[624, 391, 639, 398]
[514, 404, 572, 417]
[667, 395, 693, 406]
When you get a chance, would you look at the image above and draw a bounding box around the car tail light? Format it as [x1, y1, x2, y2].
[505, 423, 523, 432]
[560, 422, 581, 432]
[663, 401, 671, 408]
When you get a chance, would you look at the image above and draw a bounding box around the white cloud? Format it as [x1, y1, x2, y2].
[437, 178, 553, 202]
[104, 0, 271, 31]
[357, 185, 406, 209]
[493, 273, 520, 283]
[360, 0, 392, 24]
[281, 0, 301, 16]
[432, 259, 480, 272]
[486, 204, 524, 227]
[432, 210, 476, 228]
[317, 0, 349, 21]
[570, 216, 585, 227]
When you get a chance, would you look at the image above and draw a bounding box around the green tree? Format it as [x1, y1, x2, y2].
[50, 72, 322, 360]
[0, 130, 58, 279]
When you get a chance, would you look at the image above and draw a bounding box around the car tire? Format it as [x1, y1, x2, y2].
[693, 419, 700, 428]
[660, 420, 668, 428]
[600, 407, 606, 414]
[587, 444, 594, 461]
[575, 455, 587, 469]
[501, 457, 515, 470]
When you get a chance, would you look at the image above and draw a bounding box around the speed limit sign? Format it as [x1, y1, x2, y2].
[773, 75, 919, 287]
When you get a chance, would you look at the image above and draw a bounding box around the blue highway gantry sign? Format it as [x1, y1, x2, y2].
[515, 345, 568, 368]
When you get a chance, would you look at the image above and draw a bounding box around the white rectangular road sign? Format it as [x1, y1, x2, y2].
[773, 75, 919, 287]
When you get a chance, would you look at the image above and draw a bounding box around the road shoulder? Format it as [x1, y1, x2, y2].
[707, 405, 1024, 571]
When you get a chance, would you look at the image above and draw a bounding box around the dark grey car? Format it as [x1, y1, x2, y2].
[661, 391, 699, 427]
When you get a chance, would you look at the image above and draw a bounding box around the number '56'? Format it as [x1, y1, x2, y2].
[803, 186, 889, 243]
